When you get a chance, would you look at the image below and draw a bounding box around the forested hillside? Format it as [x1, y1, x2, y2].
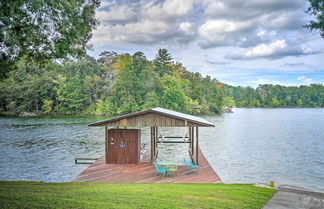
[1, 47, 323, 116]
[0, 49, 224, 116]
[225, 84, 324, 107]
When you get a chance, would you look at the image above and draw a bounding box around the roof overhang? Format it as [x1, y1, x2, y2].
[88, 107, 215, 127]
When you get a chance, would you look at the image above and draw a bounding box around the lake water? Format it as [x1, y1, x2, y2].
[0, 108, 324, 192]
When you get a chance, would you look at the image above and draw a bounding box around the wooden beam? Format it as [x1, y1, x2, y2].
[154, 127, 156, 163]
[189, 126, 194, 161]
[196, 127, 199, 165]
[191, 127, 194, 155]
[150, 127, 154, 164]
[188, 126, 191, 152]
[155, 127, 158, 161]
[105, 126, 108, 164]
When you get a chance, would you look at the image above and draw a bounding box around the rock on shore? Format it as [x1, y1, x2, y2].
[223, 107, 233, 113]
[19, 112, 39, 117]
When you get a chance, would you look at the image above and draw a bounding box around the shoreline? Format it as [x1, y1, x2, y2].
[2, 107, 324, 117]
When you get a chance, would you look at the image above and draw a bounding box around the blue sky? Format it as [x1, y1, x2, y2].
[88, 0, 324, 86]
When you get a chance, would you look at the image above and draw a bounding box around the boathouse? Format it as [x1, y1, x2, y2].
[73, 107, 221, 183]
[88, 107, 214, 165]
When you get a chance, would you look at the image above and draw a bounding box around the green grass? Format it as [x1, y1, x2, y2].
[0, 181, 276, 209]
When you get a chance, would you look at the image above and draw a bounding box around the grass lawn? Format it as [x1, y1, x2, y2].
[0, 181, 276, 209]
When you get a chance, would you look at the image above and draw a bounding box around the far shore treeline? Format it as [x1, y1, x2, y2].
[0, 49, 224, 116]
[225, 84, 324, 108]
[0, 49, 323, 117]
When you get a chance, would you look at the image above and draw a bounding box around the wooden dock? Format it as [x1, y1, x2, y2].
[72, 147, 222, 183]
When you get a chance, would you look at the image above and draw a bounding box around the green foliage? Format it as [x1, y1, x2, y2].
[143, 91, 160, 109]
[0, 181, 277, 209]
[95, 99, 105, 116]
[160, 75, 188, 112]
[0, 58, 58, 114]
[42, 100, 53, 114]
[186, 98, 203, 115]
[203, 77, 224, 113]
[305, 0, 324, 38]
[55, 76, 90, 113]
[224, 96, 236, 107]
[106, 53, 143, 114]
[270, 98, 280, 107]
[3, 48, 323, 116]
[0, 0, 100, 79]
[0, 49, 225, 116]
[153, 48, 174, 76]
[225, 84, 324, 108]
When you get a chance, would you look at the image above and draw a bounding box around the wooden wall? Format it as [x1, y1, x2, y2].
[101, 113, 209, 127]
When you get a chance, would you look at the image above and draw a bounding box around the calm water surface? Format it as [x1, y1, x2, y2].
[0, 108, 323, 192]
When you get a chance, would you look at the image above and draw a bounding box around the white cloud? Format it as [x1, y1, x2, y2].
[260, 10, 305, 30]
[245, 40, 287, 58]
[195, 0, 310, 48]
[302, 47, 313, 54]
[90, 0, 196, 46]
[201, 0, 303, 21]
[96, 5, 137, 24]
[91, 0, 317, 54]
[179, 22, 194, 34]
[204, 1, 225, 15]
[257, 30, 265, 37]
[99, 1, 112, 9]
[225, 39, 319, 60]
[88, 0, 323, 83]
[92, 20, 173, 45]
[198, 19, 254, 47]
[298, 76, 313, 83]
[143, 0, 194, 20]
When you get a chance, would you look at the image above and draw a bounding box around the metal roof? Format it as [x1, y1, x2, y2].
[151, 107, 214, 126]
[88, 107, 215, 127]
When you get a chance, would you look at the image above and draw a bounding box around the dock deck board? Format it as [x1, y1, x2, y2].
[72, 147, 222, 183]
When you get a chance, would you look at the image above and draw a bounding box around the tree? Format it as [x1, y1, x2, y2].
[153, 49, 173, 76]
[1, 58, 59, 114]
[0, 50, 229, 115]
[224, 83, 324, 108]
[270, 98, 280, 107]
[43, 100, 54, 114]
[160, 75, 188, 112]
[106, 53, 147, 115]
[0, 0, 100, 79]
[55, 75, 90, 113]
[305, 0, 324, 38]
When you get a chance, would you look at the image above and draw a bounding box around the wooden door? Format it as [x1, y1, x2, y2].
[106, 129, 140, 164]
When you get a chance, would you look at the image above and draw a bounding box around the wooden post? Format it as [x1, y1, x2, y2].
[155, 127, 158, 161]
[153, 127, 155, 162]
[150, 127, 154, 164]
[196, 127, 199, 165]
[191, 127, 194, 155]
[188, 126, 191, 154]
[150, 126, 158, 163]
[105, 126, 108, 164]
